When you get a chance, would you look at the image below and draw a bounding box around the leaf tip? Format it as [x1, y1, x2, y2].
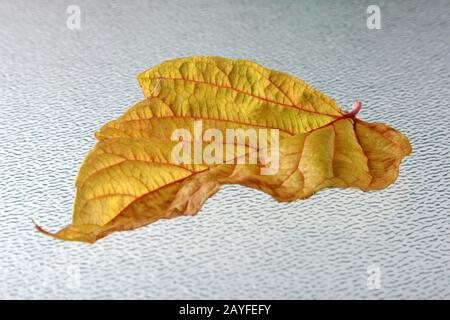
[33, 218, 56, 238]
[33, 219, 95, 243]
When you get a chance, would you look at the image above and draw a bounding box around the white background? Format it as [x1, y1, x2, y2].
[0, 0, 449, 299]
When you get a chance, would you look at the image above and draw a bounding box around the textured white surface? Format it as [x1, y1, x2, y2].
[0, 0, 449, 299]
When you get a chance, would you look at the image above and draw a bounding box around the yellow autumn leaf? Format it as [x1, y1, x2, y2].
[36, 56, 411, 243]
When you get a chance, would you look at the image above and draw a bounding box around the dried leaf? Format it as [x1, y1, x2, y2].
[37, 57, 411, 243]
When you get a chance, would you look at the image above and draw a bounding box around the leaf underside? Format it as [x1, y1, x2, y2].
[36, 56, 411, 243]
